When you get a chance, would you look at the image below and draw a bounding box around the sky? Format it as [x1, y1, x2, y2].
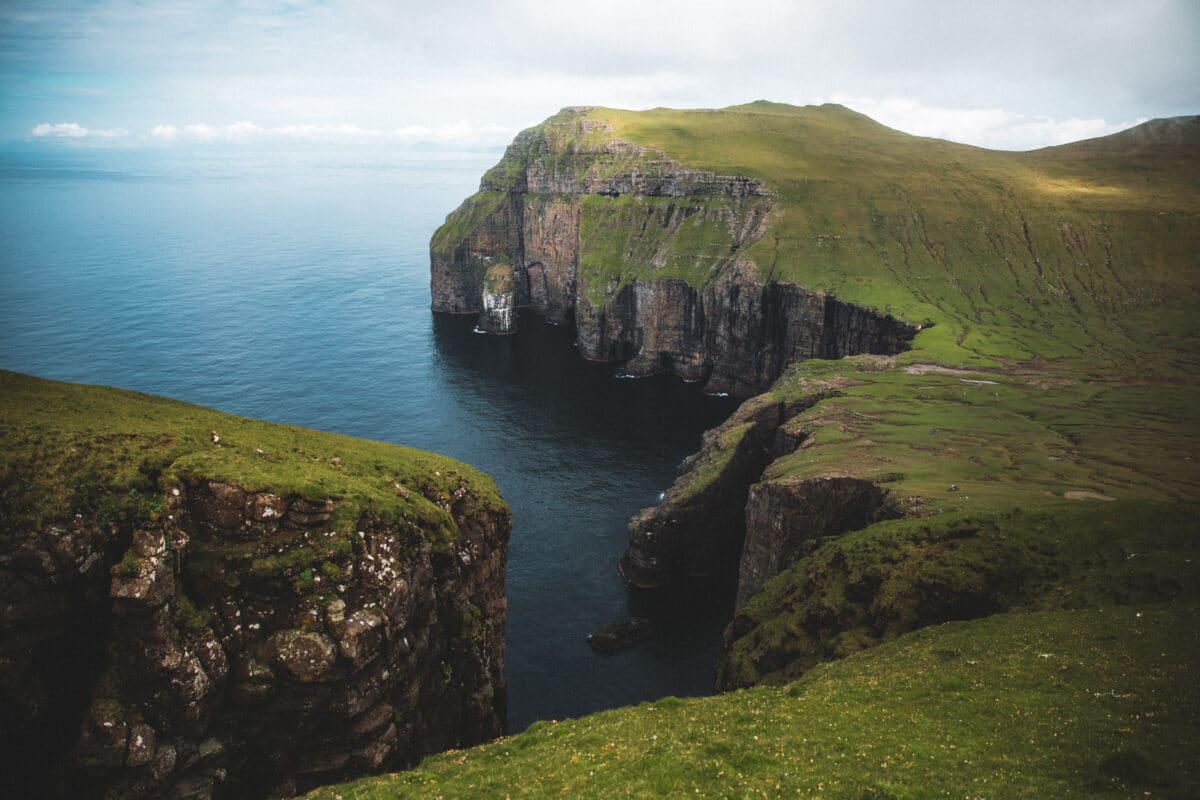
[1, 0, 1197, 153]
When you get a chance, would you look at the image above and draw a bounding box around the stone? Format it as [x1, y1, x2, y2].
[331, 608, 385, 666]
[125, 723, 156, 767]
[586, 617, 653, 653]
[266, 629, 337, 682]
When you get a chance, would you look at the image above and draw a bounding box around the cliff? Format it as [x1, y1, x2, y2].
[429, 106, 917, 396]
[0, 371, 510, 799]
[312, 104, 1199, 800]
[458, 104, 1196, 598]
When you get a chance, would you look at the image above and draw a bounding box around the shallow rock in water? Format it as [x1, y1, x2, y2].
[586, 617, 653, 653]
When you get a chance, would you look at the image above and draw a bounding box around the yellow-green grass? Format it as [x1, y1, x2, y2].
[0, 370, 504, 539]
[751, 354, 1198, 515]
[449, 103, 1197, 379]
[306, 603, 1199, 799]
[719, 500, 1199, 689]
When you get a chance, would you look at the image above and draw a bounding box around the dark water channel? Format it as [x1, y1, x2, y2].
[0, 151, 739, 731]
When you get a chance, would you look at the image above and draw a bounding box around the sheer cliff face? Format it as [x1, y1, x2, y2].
[2, 480, 508, 800]
[429, 109, 916, 396]
[0, 375, 510, 800]
[619, 376, 901, 595]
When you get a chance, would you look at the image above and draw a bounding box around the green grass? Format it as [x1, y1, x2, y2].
[431, 191, 508, 256]
[719, 500, 1200, 689]
[305, 603, 1200, 799]
[746, 354, 1199, 515]
[577, 194, 772, 306]
[439, 103, 1198, 380]
[0, 370, 505, 539]
[589, 103, 1199, 373]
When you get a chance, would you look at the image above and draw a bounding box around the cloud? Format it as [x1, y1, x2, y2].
[12, 2, 1193, 151]
[37, 105, 1149, 152]
[31, 121, 127, 139]
[822, 95, 1144, 151]
[144, 120, 514, 147]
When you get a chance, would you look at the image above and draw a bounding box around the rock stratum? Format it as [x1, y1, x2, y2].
[0, 371, 510, 799]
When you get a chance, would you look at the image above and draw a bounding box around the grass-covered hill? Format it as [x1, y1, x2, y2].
[0, 369, 503, 541]
[450, 101, 1198, 374]
[363, 102, 1200, 797]
[576, 102, 1198, 366]
[309, 600, 1199, 799]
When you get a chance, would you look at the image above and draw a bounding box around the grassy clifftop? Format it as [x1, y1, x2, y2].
[0, 370, 504, 540]
[599, 103, 1197, 367]
[308, 602, 1199, 799]
[446, 102, 1197, 375]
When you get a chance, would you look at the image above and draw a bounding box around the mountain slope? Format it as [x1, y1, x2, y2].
[307, 602, 1200, 799]
[412, 101, 1200, 797]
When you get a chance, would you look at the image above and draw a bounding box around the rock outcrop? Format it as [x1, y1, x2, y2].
[430, 108, 917, 397]
[736, 477, 899, 608]
[619, 393, 807, 589]
[618, 367, 905, 596]
[0, 373, 510, 800]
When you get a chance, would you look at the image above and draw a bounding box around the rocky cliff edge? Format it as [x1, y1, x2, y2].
[429, 106, 916, 396]
[0, 371, 510, 799]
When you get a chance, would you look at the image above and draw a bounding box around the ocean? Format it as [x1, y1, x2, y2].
[0, 148, 738, 732]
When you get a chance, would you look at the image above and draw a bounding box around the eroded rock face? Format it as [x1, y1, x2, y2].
[736, 477, 900, 608]
[430, 109, 917, 397]
[620, 385, 856, 591]
[0, 477, 510, 799]
[477, 263, 518, 334]
[619, 395, 792, 589]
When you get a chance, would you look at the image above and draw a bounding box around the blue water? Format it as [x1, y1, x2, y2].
[0, 150, 738, 732]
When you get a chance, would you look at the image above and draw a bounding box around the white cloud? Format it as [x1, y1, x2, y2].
[149, 124, 179, 140]
[822, 95, 1144, 151]
[142, 119, 514, 147]
[8, 2, 1197, 151]
[31, 122, 128, 139]
[32, 122, 88, 137]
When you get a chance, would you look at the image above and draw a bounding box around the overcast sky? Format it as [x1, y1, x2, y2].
[2, 0, 1197, 152]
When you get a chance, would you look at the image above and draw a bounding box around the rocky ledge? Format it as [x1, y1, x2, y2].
[619, 364, 903, 594]
[0, 372, 510, 799]
[429, 108, 916, 396]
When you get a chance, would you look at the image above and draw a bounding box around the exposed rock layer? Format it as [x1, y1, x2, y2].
[736, 477, 899, 608]
[619, 394, 811, 589]
[429, 110, 917, 397]
[1, 477, 509, 799]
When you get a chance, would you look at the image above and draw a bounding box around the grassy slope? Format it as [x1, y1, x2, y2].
[348, 104, 1197, 795]
[594, 102, 1198, 361]
[577, 103, 1199, 518]
[719, 501, 1200, 689]
[307, 603, 1199, 799]
[0, 370, 504, 541]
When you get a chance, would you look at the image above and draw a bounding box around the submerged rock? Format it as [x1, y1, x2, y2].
[586, 617, 653, 653]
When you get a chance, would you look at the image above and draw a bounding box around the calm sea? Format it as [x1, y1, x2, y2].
[0, 148, 737, 732]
